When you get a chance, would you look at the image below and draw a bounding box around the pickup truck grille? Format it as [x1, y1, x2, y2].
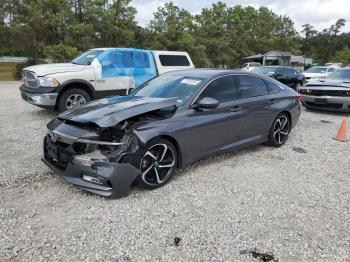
[22, 71, 39, 88]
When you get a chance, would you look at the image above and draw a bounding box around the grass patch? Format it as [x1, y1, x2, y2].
[0, 62, 17, 81]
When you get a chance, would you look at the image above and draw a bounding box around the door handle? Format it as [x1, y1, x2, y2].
[267, 99, 277, 104]
[229, 106, 242, 112]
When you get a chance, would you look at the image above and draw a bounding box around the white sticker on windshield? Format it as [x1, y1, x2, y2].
[180, 79, 201, 85]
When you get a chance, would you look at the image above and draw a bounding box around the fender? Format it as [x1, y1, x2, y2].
[57, 79, 96, 99]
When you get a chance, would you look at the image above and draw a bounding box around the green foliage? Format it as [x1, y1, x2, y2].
[332, 47, 350, 64]
[13, 59, 35, 80]
[44, 44, 78, 62]
[0, 0, 349, 68]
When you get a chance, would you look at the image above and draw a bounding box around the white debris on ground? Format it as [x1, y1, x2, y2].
[0, 81, 349, 261]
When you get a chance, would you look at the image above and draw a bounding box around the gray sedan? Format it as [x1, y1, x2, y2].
[298, 68, 350, 112]
[43, 69, 301, 198]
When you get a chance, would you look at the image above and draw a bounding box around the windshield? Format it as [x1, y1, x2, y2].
[305, 67, 327, 73]
[253, 67, 278, 75]
[72, 49, 105, 65]
[131, 74, 204, 106]
[328, 69, 350, 80]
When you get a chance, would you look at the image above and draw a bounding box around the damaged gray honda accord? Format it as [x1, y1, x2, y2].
[43, 69, 301, 198]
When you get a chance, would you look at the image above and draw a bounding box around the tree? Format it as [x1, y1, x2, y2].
[332, 47, 350, 64]
[146, 2, 210, 67]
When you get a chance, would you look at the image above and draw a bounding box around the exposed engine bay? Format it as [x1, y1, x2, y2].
[42, 98, 177, 198]
[46, 106, 176, 169]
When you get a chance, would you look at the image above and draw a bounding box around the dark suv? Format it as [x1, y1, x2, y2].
[253, 66, 305, 89]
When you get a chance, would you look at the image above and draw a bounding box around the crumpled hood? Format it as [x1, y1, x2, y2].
[305, 79, 350, 88]
[23, 63, 87, 76]
[58, 96, 177, 127]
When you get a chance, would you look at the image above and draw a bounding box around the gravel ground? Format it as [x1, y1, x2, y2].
[0, 81, 350, 262]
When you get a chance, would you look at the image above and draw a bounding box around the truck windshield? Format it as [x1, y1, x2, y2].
[131, 74, 204, 106]
[253, 67, 278, 75]
[305, 67, 327, 73]
[328, 69, 350, 80]
[72, 50, 105, 65]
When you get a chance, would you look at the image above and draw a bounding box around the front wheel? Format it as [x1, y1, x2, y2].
[57, 88, 91, 112]
[267, 113, 290, 147]
[137, 139, 178, 189]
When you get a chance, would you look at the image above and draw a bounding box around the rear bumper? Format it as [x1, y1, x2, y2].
[20, 84, 57, 108]
[301, 95, 350, 112]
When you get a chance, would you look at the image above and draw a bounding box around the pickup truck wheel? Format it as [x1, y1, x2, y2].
[58, 88, 91, 112]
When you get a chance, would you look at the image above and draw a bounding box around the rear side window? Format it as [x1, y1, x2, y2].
[159, 55, 190, 66]
[327, 68, 336, 73]
[287, 68, 298, 76]
[265, 80, 281, 94]
[235, 75, 268, 98]
[278, 68, 288, 76]
[199, 75, 238, 102]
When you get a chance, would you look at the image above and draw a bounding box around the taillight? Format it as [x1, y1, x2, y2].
[296, 93, 302, 102]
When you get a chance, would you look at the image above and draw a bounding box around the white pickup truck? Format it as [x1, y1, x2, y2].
[20, 48, 194, 111]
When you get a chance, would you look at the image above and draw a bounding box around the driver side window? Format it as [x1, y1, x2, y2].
[198, 75, 239, 103]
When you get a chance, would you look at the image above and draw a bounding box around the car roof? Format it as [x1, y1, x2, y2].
[163, 68, 245, 78]
[260, 66, 293, 68]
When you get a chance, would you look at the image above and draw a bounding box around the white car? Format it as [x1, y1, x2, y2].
[20, 48, 194, 111]
[303, 66, 337, 83]
[241, 62, 261, 72]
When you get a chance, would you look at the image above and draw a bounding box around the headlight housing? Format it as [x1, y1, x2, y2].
[38, 77, 59, 88]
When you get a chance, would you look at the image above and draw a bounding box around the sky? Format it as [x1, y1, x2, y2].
[131, 0, 350, 34]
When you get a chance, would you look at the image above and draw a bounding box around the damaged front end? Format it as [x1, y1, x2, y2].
[42, 96, 177, 198]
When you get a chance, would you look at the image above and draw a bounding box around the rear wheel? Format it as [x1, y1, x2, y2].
[137, 139, 178, 189]
[58, 88, 91, 112]
[267, 113, 290, 147]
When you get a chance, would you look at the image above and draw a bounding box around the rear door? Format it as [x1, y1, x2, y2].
[275, 67, 288, 85]
[285, 68, 298, 87]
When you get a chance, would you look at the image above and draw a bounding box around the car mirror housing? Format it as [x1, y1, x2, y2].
[195, 97, 220, 110]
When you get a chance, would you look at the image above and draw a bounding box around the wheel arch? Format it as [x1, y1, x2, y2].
[279, 110, 292, 128]
[56, 80, 96, 107]
[143, 134, 183, 169]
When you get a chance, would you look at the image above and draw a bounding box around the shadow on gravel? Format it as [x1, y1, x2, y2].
[304, 107, 350, 116]
[175, 144, 263, 179]
[27, 108, 57, 120]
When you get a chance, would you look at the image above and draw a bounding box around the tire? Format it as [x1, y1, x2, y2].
[136, 138, 178, 189]
[267, 113, 291, 147]
[57, 88, 91, 112]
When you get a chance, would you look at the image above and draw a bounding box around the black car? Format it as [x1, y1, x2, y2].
[253, 66, 305, 89]
[43, 69, 301, 198]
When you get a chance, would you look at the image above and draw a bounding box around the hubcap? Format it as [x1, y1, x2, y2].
[66, 94, 87, 109]
[140, 143, 175, 186]
[273, 116, 289, 144]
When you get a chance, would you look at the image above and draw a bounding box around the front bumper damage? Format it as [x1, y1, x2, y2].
[42, 154, 140, 198]
[42, 119, 142, 198]
[42, 97, 177, 198]
[42, 132, 141, 198]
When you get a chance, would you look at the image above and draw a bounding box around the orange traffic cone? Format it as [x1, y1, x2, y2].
[334, 117, 348, 142]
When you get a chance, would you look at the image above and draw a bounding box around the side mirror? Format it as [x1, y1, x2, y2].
[194, 97, 220, 110]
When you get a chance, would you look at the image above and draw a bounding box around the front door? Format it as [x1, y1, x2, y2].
[179, 74, 273, 162]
